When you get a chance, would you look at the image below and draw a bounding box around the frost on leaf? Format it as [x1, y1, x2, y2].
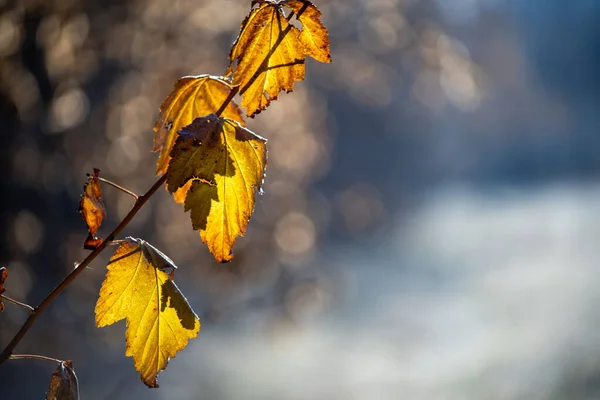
[227, 0, 331, 117]
[0, 267, 7, 312]
[166, 114, 267, 262]
[79, 168, 106, 249]
[153, 75, 244, 179]
[46, 360, 80, 400]
[94, 238, 200, 388]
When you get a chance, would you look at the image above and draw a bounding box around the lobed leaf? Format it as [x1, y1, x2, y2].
[95, 238, 200, 388]
[166, 114, 267, 262]
[153, 75, 244, 178]
[284, 0, 331, 63]
[46, 360, 80, 400]
[227, 0, 330, 117]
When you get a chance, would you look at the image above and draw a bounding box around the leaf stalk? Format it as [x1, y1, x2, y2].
[98, 177, 139, 200]
[215, 85, 240, 117]
[0, 295, 35, 313]
[10, 354, 63, 364]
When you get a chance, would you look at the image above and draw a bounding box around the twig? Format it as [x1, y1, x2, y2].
[98, 177, 139, 200]
[10, 354, 62, 364]
[0, 174, 167, 365]
[215, 85, 240, 117]
[1, 295, 34, 313]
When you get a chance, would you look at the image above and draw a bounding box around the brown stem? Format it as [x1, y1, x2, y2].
[0, 174, 167, 365]
[10, 354, 62, 364]
[98, 177, 139, 200]
[215, 85, 239, 117]
[1, 295, 34, 312]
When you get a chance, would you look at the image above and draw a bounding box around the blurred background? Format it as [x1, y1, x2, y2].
[1, 0, 600, 398]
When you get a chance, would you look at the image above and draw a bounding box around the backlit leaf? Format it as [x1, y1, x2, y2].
[284, 0, 331, 63]
[95, 238, 200, 388]
[78, 168, 106, 247]
[166, 114, 267, 262]
[46, 360, 79, 400]
[0, 267, 7, 312]
[227, 0, 331, 117]
[153, 75, 244, 178]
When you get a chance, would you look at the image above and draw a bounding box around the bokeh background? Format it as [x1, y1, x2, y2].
[1, 0, 600, 398]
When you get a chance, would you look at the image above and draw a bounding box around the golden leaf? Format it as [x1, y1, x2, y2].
[172, 179, 194, 204]
[153, 75, 244, 177]
[95, 238, 200, 388]
[78, 168, 106, 247]
[284, 0, 331, 63]
[46, 360, 79, 400]
[227, 0, 331, 117]
[166, 114, 267, 262]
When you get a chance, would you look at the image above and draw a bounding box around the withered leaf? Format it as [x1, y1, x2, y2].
[79, 168, 106, 248]
[166, 114, 267, 262]
[95, 237, 200, 388]
[153, 75, 245, 178]
[83, 234, 103, 251]
[227, 0, 331, 117]
[0, 267, 7, 312]
[46, 360, 80, 400]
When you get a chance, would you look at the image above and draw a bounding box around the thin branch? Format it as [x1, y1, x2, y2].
[98, 177, 139, 200]
[1, 295, 34, 312]
[10, 354, 62, 364]
[0, 174, 168, 365]
[215, 85, 239, 117]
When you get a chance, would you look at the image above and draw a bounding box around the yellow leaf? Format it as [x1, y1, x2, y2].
[172, 179, 194, 204]
[166, 114, 267, 262]
[95, 238, 200, 388]
[284, 0, 331, 63]
[153, 75, 244, 177]
[227, 1, 305, 117]
[227, 0, 331, 117]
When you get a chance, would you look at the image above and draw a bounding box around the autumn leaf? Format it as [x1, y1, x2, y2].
[46, 360, 79, 400]
[95, 238, 200, 388]
[166, 114, 267, 262]
[79, 168, 106, 249]
[284, 0, 331, 63]
[153, 75, 244, 178]
[172, 179, 194, 205]
[227, 0, 331, 117]
[0, 267, 7, 312]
